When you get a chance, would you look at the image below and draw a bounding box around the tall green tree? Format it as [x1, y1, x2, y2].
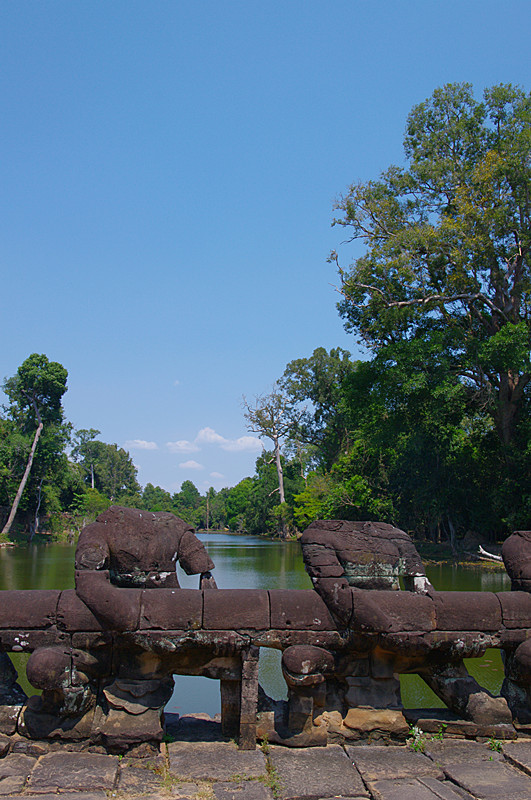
[1, 354, 68, 536]
[333, 83, 531, 455]
[71, 429, 101, 489]
[87, 441, 140, 500]
[172, 480, 202, 524]
[280, 347, 357, 469]
[142, 483, 173, 511]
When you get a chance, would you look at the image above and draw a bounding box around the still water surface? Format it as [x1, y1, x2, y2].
[0, 535, 511, 716]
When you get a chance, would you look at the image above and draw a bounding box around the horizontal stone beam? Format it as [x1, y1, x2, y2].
[0, 585, 530, 646]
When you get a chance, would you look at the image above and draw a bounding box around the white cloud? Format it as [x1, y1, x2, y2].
[124, 439, 158, 451]
[196, 427, 226, 445]
[221, 435, 262, 452]
[166, 427, 261, 459]
[210, 471, 225, 479]
[195, 427, 261, 453]
[179, 460, 204, 470]
[166, 440, 200, 453]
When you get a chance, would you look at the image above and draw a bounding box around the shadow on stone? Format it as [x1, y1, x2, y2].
[165, 712, 230, 743]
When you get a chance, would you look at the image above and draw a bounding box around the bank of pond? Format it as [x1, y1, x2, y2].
[0, 533, 510, 718]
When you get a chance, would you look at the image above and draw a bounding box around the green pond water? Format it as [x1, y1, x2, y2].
[0, 535, 511, 717]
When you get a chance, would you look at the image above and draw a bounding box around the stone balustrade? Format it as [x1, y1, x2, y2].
[1, 508, 530, 753]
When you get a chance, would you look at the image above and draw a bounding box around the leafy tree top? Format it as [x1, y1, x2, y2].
[3, 354, 68, 429]
[333, 82, 531, 447]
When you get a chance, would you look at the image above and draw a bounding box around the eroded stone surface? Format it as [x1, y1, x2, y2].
[27, 751, 119, 792]
[0, 753, 36, 795]
[116, 761, 165, 793]
[368, 777, 467, 800]
[443, 760, 531, 800]
[213, 781, 273, 800]
[168, 741, 267, 782]
[502, 740, 531, 776]
[424, 739, 504, 765]
[268, 744, 368, 800]
[4, 795, 107, 800]
[346, 745, 443, 782]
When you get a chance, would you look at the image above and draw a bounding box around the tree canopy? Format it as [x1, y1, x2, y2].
[333, 83, 531, 453]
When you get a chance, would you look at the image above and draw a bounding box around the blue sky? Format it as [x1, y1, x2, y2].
[2, 1, 529, 494]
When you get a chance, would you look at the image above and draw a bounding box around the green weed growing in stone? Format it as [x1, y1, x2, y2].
[432, 724, 447, 742]
[487, 736, 503, 752]
[260, 736, 281, 799]
[407, 724, 428, 753]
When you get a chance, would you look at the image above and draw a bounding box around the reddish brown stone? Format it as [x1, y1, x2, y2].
[352, 590, 436, 633]
[75, 570, 142, 631]
[498, 591, 531, 629]
[269, 590, 336, 631]
[511, 639, 531, 681]
[203, 590, 269, 630]
[75, 505, 213, 588]
[0, 590, 60, 629]
[0, 629, 66, 652]
[434, 591, 502, 631]
[398, 630, 495, 658]
[310, 577, 353, 627]
[27, 751, 119, 791]
[95, 706, 164, 746]
[72, 644, 112, 682]
[502, 531, 531, 590]
[72, 631, 113, 651]
[19, 702, 95, 740]
[57, 590, 104, 632]
[139, 588, 202, 630]
[282, 645, 334, 677]
[301, 520, 427, 590]
[26, 646, 71, 690]
[0, 704, 22, 734]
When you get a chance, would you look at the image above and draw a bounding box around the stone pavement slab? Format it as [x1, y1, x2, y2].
[116, 761, 165, 793]
[213, 780, 273, 800]
[171, 781, 204, 799]
[6, 795, 107, 800]
[368, 777, 469, 800]
[27, 752, 119, 793]
[443, 760, 531, 800]
[424, 739, 503, 766]
[268, 744, 368, 800]
[0, 753, 37, 795]
[503, 740, 531, 776]
[346, 745, 443, 781]
[318, 796, 369, 800]
[168, 741, 267, 782]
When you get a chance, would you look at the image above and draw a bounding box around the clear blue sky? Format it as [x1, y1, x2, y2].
[2, 1, 529, 494]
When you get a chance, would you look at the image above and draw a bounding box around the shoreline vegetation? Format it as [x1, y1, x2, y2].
[0, 525, 509, 572]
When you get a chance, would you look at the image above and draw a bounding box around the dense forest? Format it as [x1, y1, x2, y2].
[1, 83, 530, 546]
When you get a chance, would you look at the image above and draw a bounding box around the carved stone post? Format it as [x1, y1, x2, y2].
[239, 645, 259, 750]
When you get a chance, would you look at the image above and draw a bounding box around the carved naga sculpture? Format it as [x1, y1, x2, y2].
[282, 520, 512, 736]
[1, 508, 531, 752]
